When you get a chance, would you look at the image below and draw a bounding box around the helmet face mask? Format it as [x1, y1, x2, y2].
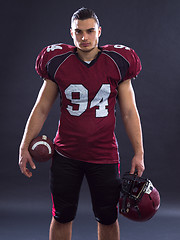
[119, 172, 160, 221]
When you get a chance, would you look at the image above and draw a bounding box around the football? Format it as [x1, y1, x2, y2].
[28, 135, 54, 162]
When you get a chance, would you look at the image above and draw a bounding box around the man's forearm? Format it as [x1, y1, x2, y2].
[121, 109, 144, 156]
[20, 106, 48, 150]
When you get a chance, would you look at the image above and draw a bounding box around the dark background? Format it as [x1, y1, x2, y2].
[0, 0, 180, 239]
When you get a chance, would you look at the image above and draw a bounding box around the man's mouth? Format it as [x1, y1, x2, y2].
[81, 42, 90, 47]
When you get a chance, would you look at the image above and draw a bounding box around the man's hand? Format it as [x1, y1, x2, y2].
[18, 79, 58, 178]
[19, 148, 36, 178]
[130, 154, 145, 177]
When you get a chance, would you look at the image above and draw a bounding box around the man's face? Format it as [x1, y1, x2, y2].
[70, 18, 101, 52]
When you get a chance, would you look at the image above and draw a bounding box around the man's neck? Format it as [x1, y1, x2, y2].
[76, 47, 100, 62]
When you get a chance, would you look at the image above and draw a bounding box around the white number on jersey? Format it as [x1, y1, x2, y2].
[90, 84, 110, 117]
[65, 84, 88, 116]
[114, 44, 130, 50]
[65, 84, 111, 117]
[47, 44, 63, 52]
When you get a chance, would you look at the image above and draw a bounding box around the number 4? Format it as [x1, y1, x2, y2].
[47, 44, 63, 52]
[90, 84, 110, 117]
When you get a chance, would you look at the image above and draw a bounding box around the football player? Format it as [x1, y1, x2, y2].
[19, 7, 145, 240]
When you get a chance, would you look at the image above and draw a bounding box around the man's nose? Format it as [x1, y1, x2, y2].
[82, 32, 88, 41]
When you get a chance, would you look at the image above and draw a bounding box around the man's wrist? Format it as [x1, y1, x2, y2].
[134, 150, 144, 157]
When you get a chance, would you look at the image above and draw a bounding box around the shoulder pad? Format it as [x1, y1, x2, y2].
[102, 44, 142, 80]
[35, 43, 75, 79]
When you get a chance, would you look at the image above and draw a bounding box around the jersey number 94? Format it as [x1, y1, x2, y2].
[65, 84, 111, 117]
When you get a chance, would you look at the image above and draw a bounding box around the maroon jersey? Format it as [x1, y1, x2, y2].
[35, 43, 142, 164]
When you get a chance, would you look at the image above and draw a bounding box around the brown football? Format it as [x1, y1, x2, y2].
[28, 135, 54, 162]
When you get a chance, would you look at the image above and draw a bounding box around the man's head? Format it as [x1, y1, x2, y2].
[71, 7, 100, 28]
[70, 7, 101, 54]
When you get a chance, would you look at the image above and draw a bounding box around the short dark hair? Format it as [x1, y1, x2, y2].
[71, 7, 100, 27]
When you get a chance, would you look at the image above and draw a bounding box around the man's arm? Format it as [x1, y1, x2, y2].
[19, 79, 59, 178]
[118, 79, 145, 177]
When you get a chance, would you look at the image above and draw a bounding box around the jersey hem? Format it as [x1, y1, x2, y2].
[55, 148, 120, 164]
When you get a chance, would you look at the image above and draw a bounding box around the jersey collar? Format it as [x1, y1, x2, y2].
[74, 47, 102, 68]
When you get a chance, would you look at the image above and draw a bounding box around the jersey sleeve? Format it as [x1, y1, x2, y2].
[35, 46, 51, 80]
[35, 43, 75, 80]
[102, 44, 142, 82]
[123, 48, 142, 81]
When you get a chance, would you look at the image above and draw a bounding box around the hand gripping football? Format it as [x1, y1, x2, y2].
[28, 135, 54, 162]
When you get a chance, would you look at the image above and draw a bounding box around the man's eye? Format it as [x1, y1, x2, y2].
[75, 30, 81, 34]
[88, 29, 94, 33]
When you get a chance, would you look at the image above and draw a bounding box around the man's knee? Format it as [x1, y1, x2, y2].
[94, 205, 118, 225]
[53, 205, 77, 223]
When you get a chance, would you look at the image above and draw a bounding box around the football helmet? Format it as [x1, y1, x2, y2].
[119, 172, 160, 221]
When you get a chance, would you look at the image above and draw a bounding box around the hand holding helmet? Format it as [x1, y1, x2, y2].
[119, 172, 160, 221]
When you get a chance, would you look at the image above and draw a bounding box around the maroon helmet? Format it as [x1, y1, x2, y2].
[119, 172, 160, 221]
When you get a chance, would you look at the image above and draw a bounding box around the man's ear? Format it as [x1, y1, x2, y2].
[98, 26, 102, 38]
[70, 28, 74, 38]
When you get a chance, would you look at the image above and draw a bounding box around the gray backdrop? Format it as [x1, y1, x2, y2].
[0, 0, 180, 239]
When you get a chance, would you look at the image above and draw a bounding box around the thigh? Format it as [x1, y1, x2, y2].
[50, 152, 84, 222]
[85, 163, 121, 208]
